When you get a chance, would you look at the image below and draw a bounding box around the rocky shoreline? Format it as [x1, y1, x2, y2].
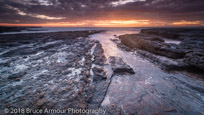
[0, 30, 114, 111]
[0, 26, 42, 33]
[115, 28, 204, 77]
[1, 29, 204, 114]
[0, 29, 142, 114]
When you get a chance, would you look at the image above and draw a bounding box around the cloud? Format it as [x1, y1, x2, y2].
[110, 0, 146, 7]
[32, 14, 65, 20]
[6, 5, 65, 20]
[0, 20, 150, 27]
[0, 0, 204, 26]
[38, 0, 53, 6]
[172, 20, 200, 25]
[93, 20, 149, 26]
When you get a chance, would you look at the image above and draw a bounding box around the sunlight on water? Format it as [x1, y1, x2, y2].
[89, 30, 139, 59]
[164, 38, 181, 44]
[89, 29, 204, 114]
[0, 27, 143, 35]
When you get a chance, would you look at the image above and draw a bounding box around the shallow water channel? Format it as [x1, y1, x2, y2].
[89, 30, 204, 115]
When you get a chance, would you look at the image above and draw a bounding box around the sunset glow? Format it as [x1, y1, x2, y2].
[0, 0, 204, 114]
[0, 0, 204, 27]
[93, 20, 149, 27]
[0, 20, 151, 27]
[172, 20, 200, 25]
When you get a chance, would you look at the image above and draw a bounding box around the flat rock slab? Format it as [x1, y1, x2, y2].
[109, 56, 135, 74]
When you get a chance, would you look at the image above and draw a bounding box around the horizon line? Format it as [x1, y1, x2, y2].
[1, 25, 204, 28]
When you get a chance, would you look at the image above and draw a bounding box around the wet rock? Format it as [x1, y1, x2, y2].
[118, 28, 204, 74]
[110, 38, 118, 42]
[109, 56, 135, 74]
[137, 50, 188, 70]
[113, 35, 118, 38]
[141, 29, 183, 40]
[0, 31, 110, 110]
[110, 38, 132, 51]
[93, 43, 106, 65]
[119, 34, 185, 59]
[15, 78, 21, 81]
[8, 72, 26, 80]
[179, 38, 204, 53]
[85, 70, 90, 77]
[93, 67, 107, 81]
[185, 51, 204, 71]
[36, 98, 47, 107]
[141, 28, 204, 40]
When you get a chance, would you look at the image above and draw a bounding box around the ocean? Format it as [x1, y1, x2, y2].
[0, 27, 145, 35]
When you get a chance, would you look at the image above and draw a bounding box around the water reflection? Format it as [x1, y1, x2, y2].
[89, 29, 204, 114]
[90, 30, 139, 59]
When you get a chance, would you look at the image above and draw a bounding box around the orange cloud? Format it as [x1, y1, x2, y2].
[93, 20, 149, 27]
[1, 20, 202, 27]
[0, 20, 150, 27]
[172, 20, 200, 25]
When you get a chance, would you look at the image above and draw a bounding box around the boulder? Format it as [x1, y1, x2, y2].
[109, 56, 135, 74]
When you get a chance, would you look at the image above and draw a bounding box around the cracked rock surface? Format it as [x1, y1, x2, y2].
[0, 31, 110, 111]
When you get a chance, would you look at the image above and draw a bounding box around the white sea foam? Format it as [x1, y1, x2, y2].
[79, 57, 85, 66]
[91, 44, 96, 61]
[32, 69, 49, 79]
[14, 64, 28, 73]
[68, 68, 82, 77]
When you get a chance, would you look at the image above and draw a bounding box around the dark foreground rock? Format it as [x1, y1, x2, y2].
[0, 31, 110, 112]
[109, 56, 135, 74]
[118, 28, 204, 74]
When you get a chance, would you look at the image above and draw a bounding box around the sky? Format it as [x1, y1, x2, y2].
[0, 0, 204, 27]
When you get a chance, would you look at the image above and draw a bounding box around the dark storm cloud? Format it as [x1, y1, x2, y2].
[0, 0, 204, 24]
